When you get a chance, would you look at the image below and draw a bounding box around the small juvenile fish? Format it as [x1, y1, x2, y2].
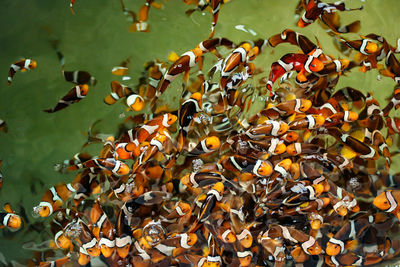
[7, 58, 37, 85]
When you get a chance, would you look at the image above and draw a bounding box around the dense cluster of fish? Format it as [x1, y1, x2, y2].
[3, 0, 400, 266]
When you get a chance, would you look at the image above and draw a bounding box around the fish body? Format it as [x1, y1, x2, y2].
[44, 84, 89, 113]
[266, 53, 324, 95]
[8, 58, 37, 85]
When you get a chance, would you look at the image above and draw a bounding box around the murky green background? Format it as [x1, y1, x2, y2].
[0, 0, 400, 264]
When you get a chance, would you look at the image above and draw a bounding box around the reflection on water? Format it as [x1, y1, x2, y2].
[0, 0, 400, 265]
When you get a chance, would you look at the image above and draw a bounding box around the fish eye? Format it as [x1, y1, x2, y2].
[311, 64, 316, 67]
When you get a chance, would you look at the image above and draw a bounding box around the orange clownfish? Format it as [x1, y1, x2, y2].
[177, 92, 202, 152]
[0, 203, 22, 230]
[67, 158, 130, 176]
[197, 37, 236, 53]
[297, 0, 362, 29]
[8, 58, 37, 85]
[44, 84, 89, 113]
[0, 120, 7, 134]
[220, 43, 252, 89]
[155, 48, 203, 98]
[373, 190, 400, 220]
[260, 98, 312, 119]
[33, 182, 79, 217]
[135, 113, 177, 143]
[266, 53, 324, 97]
[104, 81, 134, 105]
[90, 202, 115, 258]
[69, 0, 76, 14]
[339, 36, 378, 56]
[382, 87, 400, 117]
[187, 136, 220, 156]
[268, 29, 318, 55]
[63, 70, 97, 86]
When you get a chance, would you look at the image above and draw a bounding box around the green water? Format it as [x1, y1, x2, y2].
[0, 0, 400, 264]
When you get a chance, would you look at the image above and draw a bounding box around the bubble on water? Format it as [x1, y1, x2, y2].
[290, 183, 307, 194]
[237, 139, 248, 154]
[349, 177, 360, 190]
[192, 158, 204, 173]
[64, 221, 82, 238]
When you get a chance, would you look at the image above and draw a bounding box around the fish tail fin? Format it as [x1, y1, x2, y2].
[345, 20, 361, 33]
[177, 129, 186, 153]
[185, 9, 196, 16]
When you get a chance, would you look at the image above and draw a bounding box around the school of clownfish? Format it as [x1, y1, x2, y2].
[4, 0, 400, 266]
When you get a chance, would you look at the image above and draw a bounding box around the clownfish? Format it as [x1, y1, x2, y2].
[373, 190, 400, 220]
[326, 251, 383, 267]
[260, 98, 312, 119]
[324, 111, 359, 127]
[132, 133, 171, 173]
[258, 230, 286, 265]
[143, 60, 168, 99]
[319, 12, 361, 35]
[386, 117, 400, 135]
[268, 29, 318, 55]
[69, 0, 75, 14]
[332, 87, 366, 108]
[382, 87, 400, 117]
[266, 53, 324, 97]
[246, 120, 289, 138]
[115, 208, 133, 258]
[104, 81, 134, 105]
[286, 142, 325, 156]
[44, 84, 89, 113]
[7, 58, 37, 85]
[326, 214, 371, 256]
[89, 202, 115, 258]
[180, 171, 227, 189]
[63, 70, 97, 86]
[220, 43, 252, 89]
[155, 48, 203, 98]
[188, 182, 225, 233]
[0, 203, 22, 230]
[297, 0, 362, 29]
[135, 113, 177, 144]
[207, 0, 223, 38]
[50, 216, 73, 251]
[129, 0, 161, 32]
[177, 92, 202, 152]
[77, 221, 101, 265]
[327, 180, 359, 216]
[219, 155, 273, 177]
[157, 233, 198, 258]
[37, 256, 71, 267]
[67, 158, 130, 176]
[111, 57, 130, 76]
[197, 37, 236, 53]
[126, 94, 145, 111]
[0, 119, 7, 134]
[161, 201, 191, 223]
[380, 50, 400, 84]
[33, 182, 79, 217]
[289, 114, 326, 130]
[187, 136, 220, 156]
[339, 36, 378, 56]
[372, 130, 391, 169]
[325, 127, 379, 160]
[316, 58, 350, 76]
